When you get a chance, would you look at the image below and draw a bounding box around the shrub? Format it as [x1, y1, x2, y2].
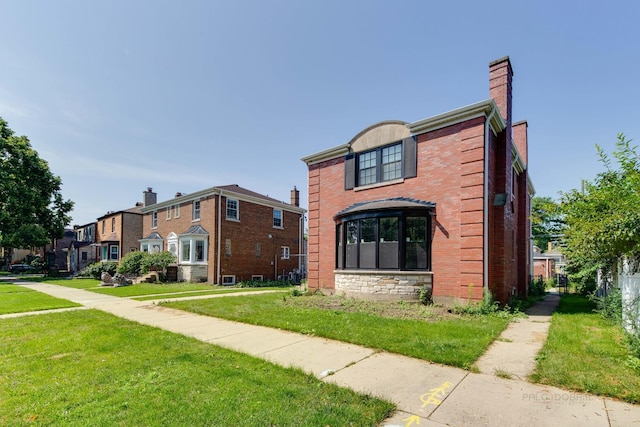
[529, 277, 546, 297]
[141, 251, 176, 275]
[590, 288, 623, 324]
[78, 262, 117, 279]
[117, 251, 147, 276]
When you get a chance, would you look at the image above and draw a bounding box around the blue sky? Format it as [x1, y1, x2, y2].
[2, 0, 639, 226]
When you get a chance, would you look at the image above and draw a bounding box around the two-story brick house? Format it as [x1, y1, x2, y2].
[301, 57, 533, 304]
[95, 204, 144, 263]
[140, 184, 305, 285]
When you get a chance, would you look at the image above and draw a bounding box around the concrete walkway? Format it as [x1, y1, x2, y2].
[475, 293, 560, 380]
[7, 282, 640, 426]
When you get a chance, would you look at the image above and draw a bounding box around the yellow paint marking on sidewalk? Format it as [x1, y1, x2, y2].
[403, 414, 421, 426]
[420, 381, 453, 408]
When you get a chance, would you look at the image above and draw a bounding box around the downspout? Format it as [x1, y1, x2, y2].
[483, 108, 496, 296]
[298, 213, 304, 277]
[217, 190, 223, 285]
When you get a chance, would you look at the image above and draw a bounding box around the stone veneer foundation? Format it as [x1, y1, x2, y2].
[334, 270, 433, 301]
[179, 265, 208, 283]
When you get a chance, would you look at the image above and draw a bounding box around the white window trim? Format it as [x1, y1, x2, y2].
[273, 208, 283, 229]
[226, 198, 239, 221]
[110, 245, 119, 260]
[193, 201, 201, 221]
[281, 246, 290, 260]
[222, 275, 236, 285]
[179, 236, 208, 264]
[140, 239, 163, 253]
[166, 207, 171, 220]
[251, 275, 263, 281]
[174, 204, 180, 218]
[151, 211, 158, 229]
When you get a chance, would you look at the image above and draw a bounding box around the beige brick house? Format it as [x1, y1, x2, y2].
[140, 185, 305, 285]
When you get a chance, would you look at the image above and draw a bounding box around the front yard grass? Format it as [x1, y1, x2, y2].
[530, 294, 640, 404]
[0, 310, 394, 426]
[163, 293, 511, 369]
[0, 284, 80, 315]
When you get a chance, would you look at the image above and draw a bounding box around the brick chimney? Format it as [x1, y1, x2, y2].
[489, 56, 513, 127]
[290, 186, 300, 207]
[143, 187, 157, 207]
[512, 120, 528, 166]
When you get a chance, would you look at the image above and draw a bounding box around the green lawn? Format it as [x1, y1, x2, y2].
[530, 294, 640, 403]
[0, 310, 394, 426]
[163, 293, 511, 369]
[0, 284, 80, 315]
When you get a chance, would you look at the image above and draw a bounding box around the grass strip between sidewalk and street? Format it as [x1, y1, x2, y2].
[0, 309, 394, 426]
[530, 294, 640, 404]
[163, 292, 511, 369]
[0, 283, 80, 315]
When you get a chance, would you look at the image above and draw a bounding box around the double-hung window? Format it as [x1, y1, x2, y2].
[344, 137, 417, 190]
[358, 142, 402, 186]
[281, 246, 290, 260]
[110, 245, 119, 261]
[193, 201, 201, 220]
[226, 199, 238, 220]
[273, 209, 283, 228]
[151, 211, 158, 228]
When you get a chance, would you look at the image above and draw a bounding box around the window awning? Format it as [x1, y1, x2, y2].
[335, 197, 436, 219]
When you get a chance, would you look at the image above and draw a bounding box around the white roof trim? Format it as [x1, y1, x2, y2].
[141, 187, 306, 215]
[301, 143, 350, 166]
[409, 99, 506, 136]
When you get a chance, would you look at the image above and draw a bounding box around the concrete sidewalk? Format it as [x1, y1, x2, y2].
[10, 282, 640, 426]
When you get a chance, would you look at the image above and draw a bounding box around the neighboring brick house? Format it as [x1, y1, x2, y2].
[139, 184, 305, 285]
[301, 56, 533, 304]
[95, 203, 145, 263]
[68, 222, 97, 273]
[533, 243, 566, 282]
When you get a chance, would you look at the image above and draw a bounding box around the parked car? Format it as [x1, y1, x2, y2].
[9, 264, 32, 273]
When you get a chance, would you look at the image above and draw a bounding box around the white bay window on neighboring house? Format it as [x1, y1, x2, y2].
[139, 232, 163, 253]
[179, 225, 209, 264]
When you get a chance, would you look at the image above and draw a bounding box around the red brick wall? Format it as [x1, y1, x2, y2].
[307, 117, 488, 302]
[144, 194, 302, 284]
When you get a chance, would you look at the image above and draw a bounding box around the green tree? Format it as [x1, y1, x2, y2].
[531, 196, 564, 250]
[0, 117, 74, 249]
[560, 133, 640, 291]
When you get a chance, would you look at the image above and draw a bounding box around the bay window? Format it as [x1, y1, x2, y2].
[335, 199, 434, 271]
